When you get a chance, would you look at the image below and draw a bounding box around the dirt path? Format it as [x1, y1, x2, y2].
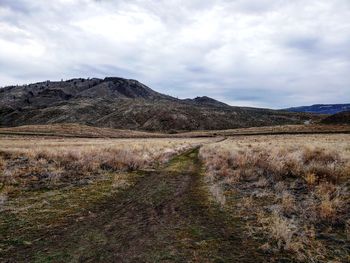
[3, 147, 270, 263]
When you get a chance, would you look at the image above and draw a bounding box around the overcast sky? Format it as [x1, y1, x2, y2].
[0, 0, 349, 108]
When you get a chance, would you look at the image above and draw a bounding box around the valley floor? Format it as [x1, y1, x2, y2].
[0, 132, 349, 262]
[1, 147, 275, 263]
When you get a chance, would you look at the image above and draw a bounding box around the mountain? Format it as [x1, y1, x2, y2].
[0, 77, 315, 131]
[284, 104, 350, 114]
[321, 111, 350, 124]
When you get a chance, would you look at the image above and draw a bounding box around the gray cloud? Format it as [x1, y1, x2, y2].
[0, 0, 349, 108]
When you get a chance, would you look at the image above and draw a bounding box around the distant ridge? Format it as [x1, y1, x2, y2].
[0, 77, 315, 131]
[284, 103, 350, 114]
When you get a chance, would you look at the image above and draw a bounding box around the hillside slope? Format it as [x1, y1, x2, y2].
[284, 103, 350, 114]
[0, 77, 314, 131]
[321, 111, 350, 124]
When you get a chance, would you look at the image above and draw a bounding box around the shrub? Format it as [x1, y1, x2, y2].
[281, 191, 296, 215]
[0, 157, 5, 171]
[316, 183, 343, 222]
[302, 148, 340, 165]
[259, 212, 297, 250]
[304, 172, 316, 187]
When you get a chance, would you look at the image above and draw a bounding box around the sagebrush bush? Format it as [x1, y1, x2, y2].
[302, 148, 340, 165]
[259, 213, 297, 251]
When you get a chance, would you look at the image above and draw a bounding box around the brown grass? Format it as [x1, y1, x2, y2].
[199, 134, 350, 262]
[0, 136, 214, 256]
[0, 137, 210, 197]
[1, 123, 349, 139]
[179, 123, 350, 137]
[281, 191, 296, 215]
[0, 123, 166, 138]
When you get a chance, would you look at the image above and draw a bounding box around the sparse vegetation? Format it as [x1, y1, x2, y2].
[0, 123, 166, 138]
[0, 136, 210, 256]
[199, 134, 350, 262]
[1, 131, 349, 262]
[0, 136, 210, 197]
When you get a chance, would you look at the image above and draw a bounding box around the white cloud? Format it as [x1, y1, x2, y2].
[0, 0, 349, 108]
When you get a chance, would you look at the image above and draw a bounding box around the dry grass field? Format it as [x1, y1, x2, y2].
[1, 123, 349, 139]
[0, 136, 210, 200]
[0, 136, 212, 257]
[200, 134, 350, 262]
[1, 131, 349, 262]
[182, 124, 350, 137]
[0, 123, 166, 138]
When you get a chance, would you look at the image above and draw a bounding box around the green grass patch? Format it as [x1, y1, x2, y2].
[0, 171, 139, 254]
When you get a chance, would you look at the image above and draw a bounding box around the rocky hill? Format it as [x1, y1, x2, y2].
[0, 77, 314, 131]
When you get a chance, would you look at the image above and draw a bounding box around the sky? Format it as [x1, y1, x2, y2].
[0, 0, 349, 108]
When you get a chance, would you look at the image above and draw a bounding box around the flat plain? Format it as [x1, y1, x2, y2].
[0, 126, 349, 262]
